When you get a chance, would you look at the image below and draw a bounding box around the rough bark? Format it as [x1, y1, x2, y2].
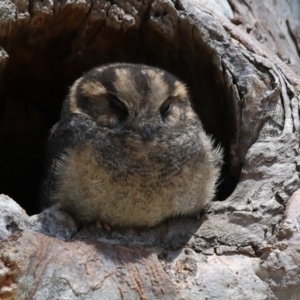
[1, 0, 300, 299]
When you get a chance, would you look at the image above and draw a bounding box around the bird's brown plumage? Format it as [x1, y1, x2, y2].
[40, 63, 222, 228]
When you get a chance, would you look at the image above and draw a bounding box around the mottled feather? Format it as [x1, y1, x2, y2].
[40, 63, 222, 228]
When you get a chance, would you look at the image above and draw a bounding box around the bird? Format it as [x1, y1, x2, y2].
[40, 63, 223, 229]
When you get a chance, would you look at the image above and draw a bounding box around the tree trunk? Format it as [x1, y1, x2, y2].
[1, 0, 300, 299]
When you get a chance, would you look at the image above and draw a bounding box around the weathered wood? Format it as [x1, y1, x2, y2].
[1, 0, 300, 299]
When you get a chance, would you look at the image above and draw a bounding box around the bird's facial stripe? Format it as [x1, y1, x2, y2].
[142, 70, 170, 106]
[172, 81, 188, 100]
[133, 69, 151, 95]
[113, 68, 140, 107]
[69, 77, 84, 114]
[148, 70, 169, 92]
[80, 81, 107, 99]
[96, 65, 112, 73]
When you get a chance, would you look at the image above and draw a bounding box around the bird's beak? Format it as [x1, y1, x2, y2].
[139, 125, 159, 142]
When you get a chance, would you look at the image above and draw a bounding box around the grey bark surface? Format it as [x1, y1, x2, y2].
[1, 0, 300, 299]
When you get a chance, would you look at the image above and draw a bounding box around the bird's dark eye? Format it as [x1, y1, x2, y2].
[160, 99, 172, 117]
[109, 95, 128, 117]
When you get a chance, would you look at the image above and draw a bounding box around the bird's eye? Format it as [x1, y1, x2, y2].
[109, 95, 128, 117]
[160, 99, 172, 117]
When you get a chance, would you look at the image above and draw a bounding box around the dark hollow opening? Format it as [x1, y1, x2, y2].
[0, 11, 239, 215]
